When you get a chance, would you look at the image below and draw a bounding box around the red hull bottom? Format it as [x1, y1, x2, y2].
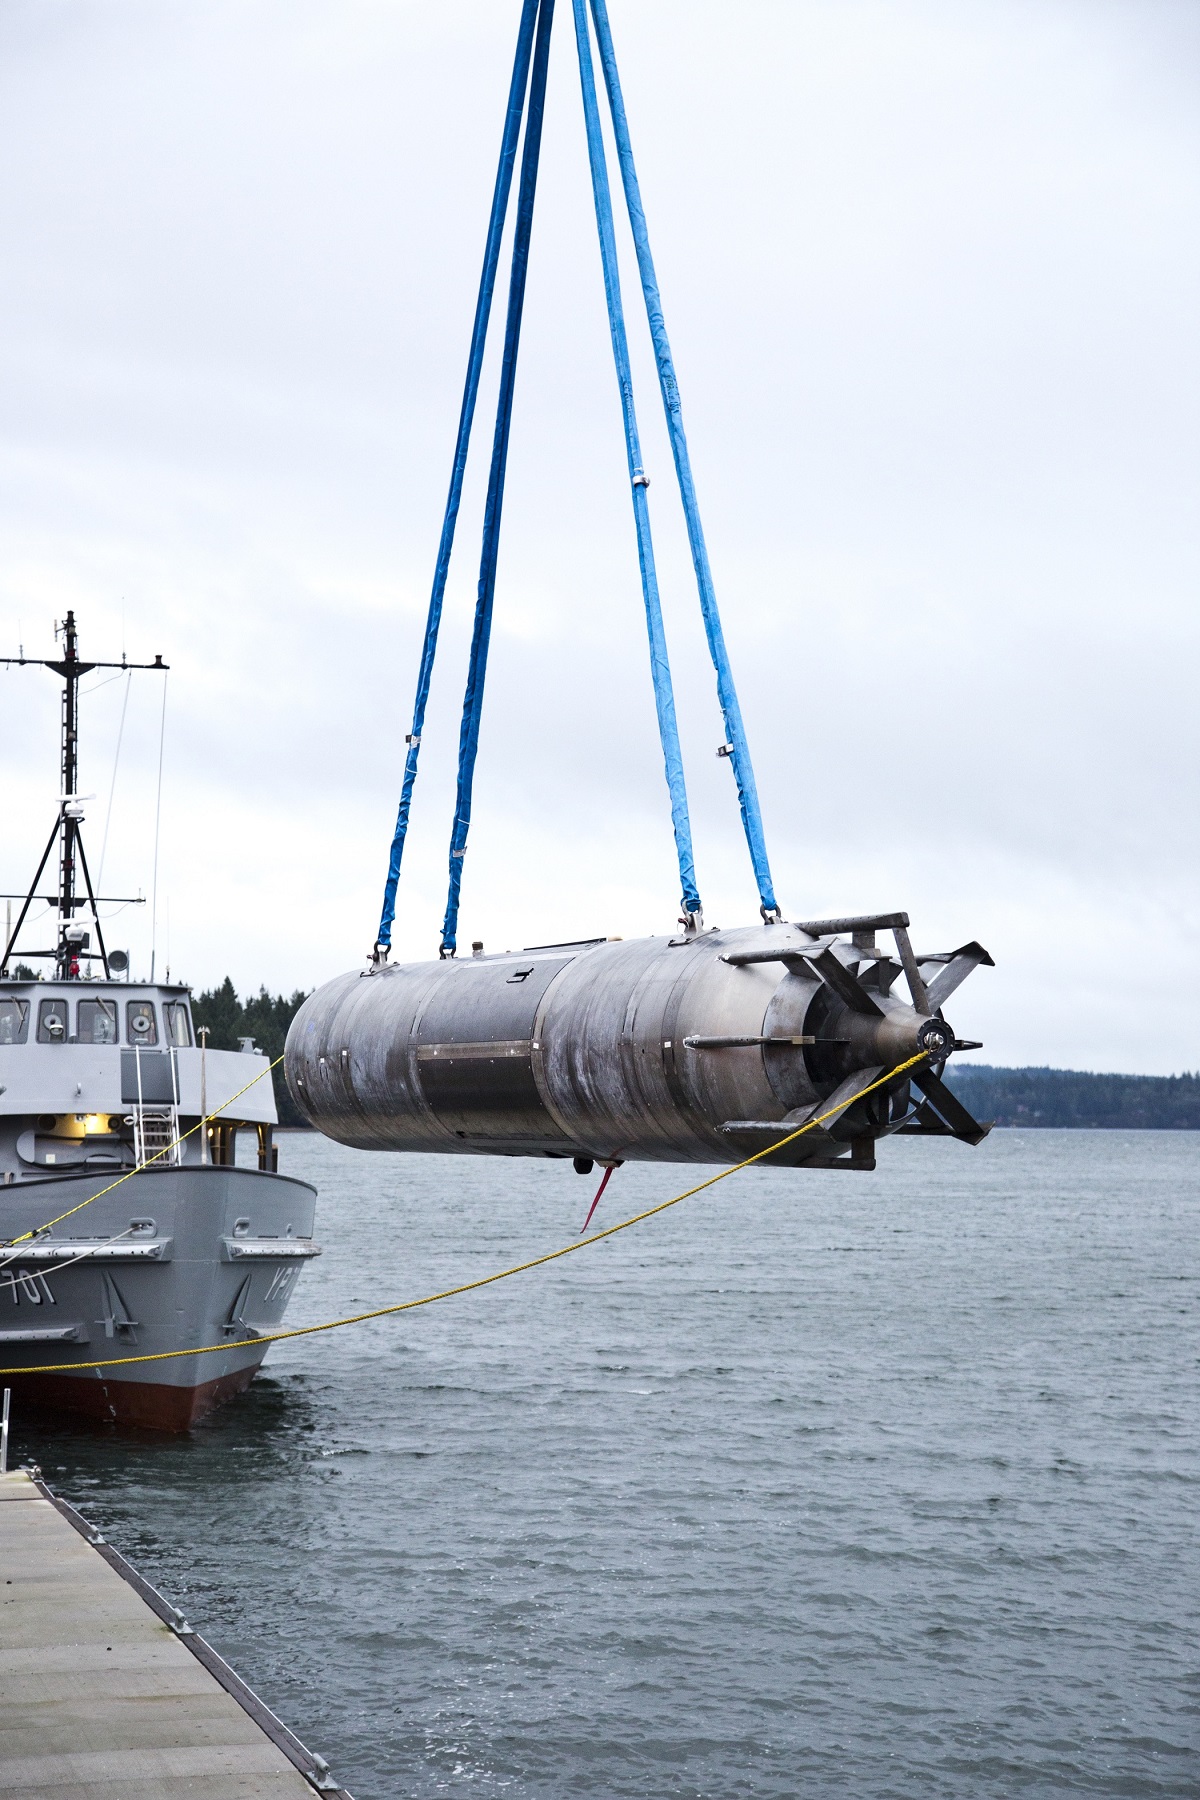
[5, 1359, 266, 1432]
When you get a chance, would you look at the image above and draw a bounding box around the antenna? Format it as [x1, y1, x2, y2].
[0, 611, 167, 979]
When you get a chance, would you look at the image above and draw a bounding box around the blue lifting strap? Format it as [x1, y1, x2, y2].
[439, 0, 556, 959]
[375, 0, 781, 961]
[571, 0, 701, 924]
[374, 0, 542, 954]
[587, 0, 781, 921]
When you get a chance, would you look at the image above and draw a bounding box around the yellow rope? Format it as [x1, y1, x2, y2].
[0, 1055, 283, 1248]
[0, 1052, 927, 1378]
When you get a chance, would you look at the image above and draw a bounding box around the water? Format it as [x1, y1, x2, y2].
[10, 1131, 1199, 1798]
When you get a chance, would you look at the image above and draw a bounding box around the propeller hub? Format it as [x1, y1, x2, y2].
[917, 1017, 954, 1059]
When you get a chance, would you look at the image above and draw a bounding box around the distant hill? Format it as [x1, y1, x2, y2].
[944, 1064, 1200, 1130]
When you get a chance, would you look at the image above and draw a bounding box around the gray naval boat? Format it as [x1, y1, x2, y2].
[0, 614, 320, 1430]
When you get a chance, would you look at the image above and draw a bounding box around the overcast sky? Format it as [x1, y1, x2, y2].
[1, 0, 1197, 1073]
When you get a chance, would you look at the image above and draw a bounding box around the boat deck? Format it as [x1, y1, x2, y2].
[0, 1468, 349, 1797]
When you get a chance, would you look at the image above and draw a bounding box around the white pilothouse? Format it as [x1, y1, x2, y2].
[0, 614, 320, 1429]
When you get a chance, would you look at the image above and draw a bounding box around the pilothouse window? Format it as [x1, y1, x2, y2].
[0, 999, 29, 1045]
[164, 1002, 192, 1047]
[78, 998, 118, 1044]
[37, 999, 68, 1044]
[126, 1002, 158, 1045]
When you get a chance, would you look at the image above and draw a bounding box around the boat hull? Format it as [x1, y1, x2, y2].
[0, 1163, 318, 1431]
[4, 1359, 265, 1431]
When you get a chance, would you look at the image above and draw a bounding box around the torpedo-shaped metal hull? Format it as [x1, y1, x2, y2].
[286, 918, 993, 1171]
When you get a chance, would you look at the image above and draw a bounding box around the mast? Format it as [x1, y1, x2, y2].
[56, 610, 89, 969]
[0, 611, 167, 979]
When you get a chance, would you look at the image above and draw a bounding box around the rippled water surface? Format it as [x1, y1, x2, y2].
[12, 1131, 1199, 1798]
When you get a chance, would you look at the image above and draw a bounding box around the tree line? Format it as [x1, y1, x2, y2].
[190, 979, 310, 1126]
[944, 1064, 1200, 1130]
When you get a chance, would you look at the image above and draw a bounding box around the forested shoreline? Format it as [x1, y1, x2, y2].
[190, 978, 310, 1126]
[944, 1064, 1200, 1130]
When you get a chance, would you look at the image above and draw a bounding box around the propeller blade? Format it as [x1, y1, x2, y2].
[793, 1063, 888, 1127]
[890, 922, 930, 1014]
[722, 1064, 887, 1143]
[911, 1068, 991, 1145]
[789, 947, 885, 1018]
[922, 942, 994, 1012]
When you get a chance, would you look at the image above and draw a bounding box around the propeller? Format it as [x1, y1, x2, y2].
[722, 910, 992, 1148]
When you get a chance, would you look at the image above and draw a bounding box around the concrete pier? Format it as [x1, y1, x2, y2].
[0, 1469, 350, 1798]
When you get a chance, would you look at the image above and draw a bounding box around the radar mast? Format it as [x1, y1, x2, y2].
[0, 610, 166, 979]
